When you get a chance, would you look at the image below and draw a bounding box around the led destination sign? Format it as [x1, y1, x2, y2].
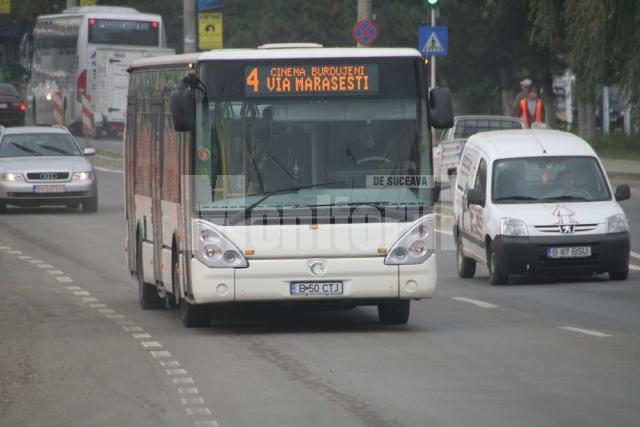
[244, 64, 379, 97]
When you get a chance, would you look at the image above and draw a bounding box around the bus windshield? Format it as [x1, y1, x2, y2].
[88, 19, 159, 46]
[193, 58, 432, 222]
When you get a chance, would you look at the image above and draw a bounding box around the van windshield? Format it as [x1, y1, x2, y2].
[492, 156, 611, 203]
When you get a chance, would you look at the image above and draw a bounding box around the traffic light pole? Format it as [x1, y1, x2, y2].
[431, 7, 436, 88]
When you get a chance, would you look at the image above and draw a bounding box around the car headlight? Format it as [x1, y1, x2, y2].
[500, 218, 528, 236]
[194, 222, 248, 268]
[1, 173, 24, 182]
[72, 171, 95, 181]
[384, 217, 434, 265]
[606, 213, 629, 233]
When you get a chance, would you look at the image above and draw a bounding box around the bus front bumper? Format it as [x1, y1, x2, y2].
[189, 255, 437, 305]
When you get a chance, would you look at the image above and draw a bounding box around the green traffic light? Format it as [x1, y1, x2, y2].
[426, 0, 439, 5]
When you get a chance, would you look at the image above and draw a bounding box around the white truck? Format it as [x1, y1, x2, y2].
[434, 115, 524, 185]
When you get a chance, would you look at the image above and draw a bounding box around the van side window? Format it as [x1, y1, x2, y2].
[473, 158, 487, 195]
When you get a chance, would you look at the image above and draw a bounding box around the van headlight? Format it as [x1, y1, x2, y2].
[1, 172, 24, 182]
[72, 171, 95, 181]
[500, 218, 528, 236]
[606, 213, 629, 233]
[384, 217, 434, 265]
[195, 222, 248, 268]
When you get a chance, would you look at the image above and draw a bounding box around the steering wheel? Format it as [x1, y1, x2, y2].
[356, 156, 392, 166]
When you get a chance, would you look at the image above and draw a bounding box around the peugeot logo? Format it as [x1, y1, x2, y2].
[559, 225, 575, 234]
[307, 259, 327, 276]
[40, 173, 58, 180]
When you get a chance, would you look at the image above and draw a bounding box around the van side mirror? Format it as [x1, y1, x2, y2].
[429, 87, 454, 129]
[615, 184, 631, 201]
[467, 189, 485, 206]
[170, 78, 195, 132]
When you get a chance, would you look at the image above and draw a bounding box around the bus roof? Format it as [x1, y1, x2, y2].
[39, 6, 161, 20]
[129, 47, 422, 71]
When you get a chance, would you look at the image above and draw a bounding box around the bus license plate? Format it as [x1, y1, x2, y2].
[290, 281, 343, 296]
[33, 185, 66, 193]
[546, 246, 591, 258]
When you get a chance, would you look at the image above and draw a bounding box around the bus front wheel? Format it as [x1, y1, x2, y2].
[378, 300, 410, 325]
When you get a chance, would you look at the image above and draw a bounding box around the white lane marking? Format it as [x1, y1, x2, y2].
[132, 333, 152, 339]
[181, 397, 205, 405]
[18, 255, 32, 260]
[89, 304, 106, 308]
[629, 264, 640, 271]
[435, 228, 454, 235]
[37, 264, 54, 269]
[82, 297, 98, 302]
[0, 246, 11, 250]
[173, 377, 195, 385]
[186, 408, 211, 416]
[6, 250, 22, 254]
[48, 270, 64, 275]
[630, 250, 640, 260]
[194, 421, 219, 427]
[98, 308, 115, 314]
[178, 387, 199, 394]
[28, 259, 43, 263]
[141, 341, 162, 349]
[73, 290, 90, 296]
[159, 361, 181, 367]
[452, 297, 498, 308]
[167, 369, 188, 375]
[106, 314, 125, 319]
[57, 277, 74, 283]
[65, 286, 82, 290]
[94, 166, 123, 174]
[559, 326, 613, 338]
[123, 326, 144, 332]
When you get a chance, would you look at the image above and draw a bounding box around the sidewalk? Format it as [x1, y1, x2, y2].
[601, 158, 640, 182]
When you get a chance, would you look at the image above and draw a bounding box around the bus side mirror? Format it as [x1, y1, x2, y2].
[615, 184, 630, 201]
[433, 183, 441, 202]
[170, 80, 195, 132]
[429, 87, 454, 129]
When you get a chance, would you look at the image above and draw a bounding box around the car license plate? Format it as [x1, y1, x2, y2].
[290, 281, 343, 296]
[546, 246, 591, 258]
[0, 103, 7, 109]
[33, 184, 66, 193]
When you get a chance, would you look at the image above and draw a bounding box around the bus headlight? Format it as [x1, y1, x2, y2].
[606, 213, 629, 233]
[195, 222, 248, 268]
[385, 218, 434, 265]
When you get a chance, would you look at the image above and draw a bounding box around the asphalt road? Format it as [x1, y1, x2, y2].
[1, 169, 640, 427]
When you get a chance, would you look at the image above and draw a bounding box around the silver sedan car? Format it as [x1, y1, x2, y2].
[0, 126, 98, 213]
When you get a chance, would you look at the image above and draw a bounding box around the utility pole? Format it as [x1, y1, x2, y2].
[356, 0, 373, 48]
[183, 0, 197, 53]
[430, 7, 436, 88]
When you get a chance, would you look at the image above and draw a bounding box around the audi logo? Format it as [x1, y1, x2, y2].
[40, 173, 58, 180]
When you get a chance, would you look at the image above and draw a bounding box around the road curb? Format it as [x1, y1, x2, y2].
[606, 171, 640, 182]
[90, 155, 123, 172]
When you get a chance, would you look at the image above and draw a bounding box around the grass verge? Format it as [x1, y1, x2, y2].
[593, 133, 640, 161]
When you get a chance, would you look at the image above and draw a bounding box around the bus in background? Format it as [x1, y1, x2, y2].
[24, 6, 173, 137]
[125, 46, 453, 327]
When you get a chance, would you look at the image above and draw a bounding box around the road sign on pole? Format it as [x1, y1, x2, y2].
[352, 19, 378, 46]
[419, 25, 448, 57]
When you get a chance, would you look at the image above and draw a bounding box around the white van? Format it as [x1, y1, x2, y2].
[452, 129, 631, 285]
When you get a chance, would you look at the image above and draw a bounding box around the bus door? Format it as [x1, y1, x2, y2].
[125, 90, 138, 272]
[151, 94, 164, 283]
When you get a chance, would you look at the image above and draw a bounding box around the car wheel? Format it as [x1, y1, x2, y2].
[181, 299, 211, 328]
[82, 196, 98, 213]
[488, 244, 509, 285]
[137, 238, 163, 310]
[609, 269, 629, 281]
[378, 300, 411, 325]
[457, 237, 476, 278]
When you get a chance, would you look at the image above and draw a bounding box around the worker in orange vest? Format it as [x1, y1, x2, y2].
[514, 86, 545, 128]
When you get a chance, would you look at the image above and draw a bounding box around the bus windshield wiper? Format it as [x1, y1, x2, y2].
[228, 180, 346, 225]
[11, 142, 42, 156]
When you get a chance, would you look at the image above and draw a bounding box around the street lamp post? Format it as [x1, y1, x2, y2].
[426, 0, 439, 88]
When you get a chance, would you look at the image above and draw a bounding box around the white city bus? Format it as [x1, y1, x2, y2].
[125, 46, 453, 327]
[25, 6, 171, 136]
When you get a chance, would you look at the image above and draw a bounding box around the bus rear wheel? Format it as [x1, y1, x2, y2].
[181, 299, 211, 328]
[378, 300, 410, 325]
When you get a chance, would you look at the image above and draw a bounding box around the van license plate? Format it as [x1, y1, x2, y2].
[33, 185, 66, 193]
[546, 246, 591, 258]
[290, 282, 343, 296]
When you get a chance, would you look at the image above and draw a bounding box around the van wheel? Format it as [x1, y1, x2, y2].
[488, 245, 508, 286]
[609, 269, 629, 281]
[456, 236, 476, 278]
[378, 300, 410, 325]
[137, 239, 163, 310]
[181, 299, 210, 327]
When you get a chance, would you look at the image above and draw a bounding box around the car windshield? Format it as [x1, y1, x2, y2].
[0, 133, 82, 157]
[0, 84, 19, 96]
[492, 156, 611, 203]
